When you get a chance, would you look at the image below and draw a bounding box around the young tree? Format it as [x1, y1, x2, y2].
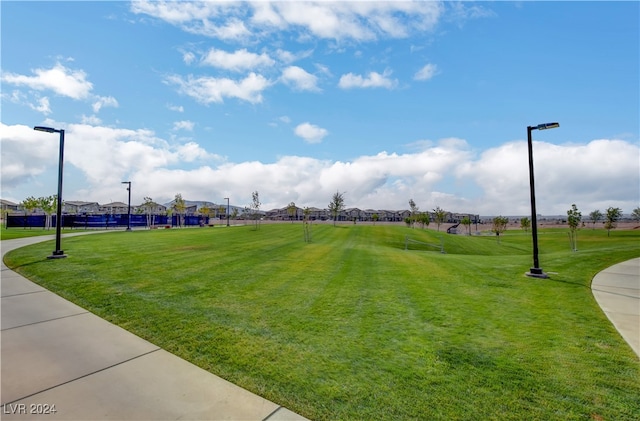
[433, 206, 447, 231]
[461, 216, 472, 235]
[492, 215, 509, 244]
[251, 190, 261, 230]
[198, 205, 211, 226]
[21, 196, 39, 214]
[567, 204, 582, 251]
[20, 196, 40, 230]
[303, 207, 312, 243]
[417, 212, 431, 229]
[287, 202, 297, 223]
[604, 207, 622, 237]
[632, 207, 640, 224]
[328, 191, 345, 226]
[520, 216, 531, 232]
[408, 199, 419, 228]
[173, 193, 186, 228]
[589, 210, 602, 229]
[142, 196, 155, 228]
[372, 213, 379, 225]
[38, 195, 57, 230]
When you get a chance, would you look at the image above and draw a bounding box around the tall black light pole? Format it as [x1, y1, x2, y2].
[526, 122, 559, 278]
[122, 181, 132, 231]
[34, 126, 67, 259]
[224, 197, 230, 226]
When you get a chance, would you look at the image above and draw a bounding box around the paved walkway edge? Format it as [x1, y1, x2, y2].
[1, 234, 310, 420]
[591, 257, 640, 358]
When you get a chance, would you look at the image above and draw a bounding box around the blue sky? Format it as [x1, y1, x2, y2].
[1, 1, 638, 216]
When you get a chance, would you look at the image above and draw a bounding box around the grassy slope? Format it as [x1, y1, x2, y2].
[4, 224, 639, 420]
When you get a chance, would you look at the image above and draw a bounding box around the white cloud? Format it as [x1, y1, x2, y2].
[167, 104, 184, 112]
[3, 121, 637, 217]
[30, 97, 51, 114]
[456, 139, 640, 215]
[131, 0, 444, 42]
[175, 141, 220, 162]
[294, 122, 328, 144]
[414, 63, 438, 81]
[275, 48, 313, 64]
[0, 123, 59, 190]
[92, 95, 119, 113]
[1, 63, 93, 100]
[183, 51, 197, 65]
[200, 48, 275, 71]
[165, 72, 271, 104]
[281, 66, 320, 92]
[338, 70, 398, 89]
[130, 1, 251, 40]
[81, 114, 102, 125]
[173, 120, 195, 131]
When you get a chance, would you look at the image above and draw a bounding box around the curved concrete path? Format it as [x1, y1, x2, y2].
[591, 257, 640, 358]
[1, 234, 308, 420]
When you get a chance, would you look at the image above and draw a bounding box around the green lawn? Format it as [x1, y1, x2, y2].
[4, 224, 639, 420]
[0, 226, 90, 240]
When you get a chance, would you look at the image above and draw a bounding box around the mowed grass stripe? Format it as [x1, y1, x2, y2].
[4, 224, 639, 420]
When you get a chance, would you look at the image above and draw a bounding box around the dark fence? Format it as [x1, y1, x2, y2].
[5, 214, 212, 229]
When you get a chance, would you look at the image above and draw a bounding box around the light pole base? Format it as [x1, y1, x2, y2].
[526, 268, 549, 278]
[47, 250, 67, 259]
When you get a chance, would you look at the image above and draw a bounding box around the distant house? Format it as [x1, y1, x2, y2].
[64, 201, 100, 214]
[305, 207, 328, 221]
[99, 201, 130, 214]
[344, 207, 362, 221]
[134, 202, 167, 215]
[266, 206, 304, 221]
[1, 199, 19, 214]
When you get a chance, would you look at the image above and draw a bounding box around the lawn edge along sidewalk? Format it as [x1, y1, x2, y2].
[1, 234, 309, 420]
[591, 257, 640, 358]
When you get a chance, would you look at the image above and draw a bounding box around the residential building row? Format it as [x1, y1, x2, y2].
[1, 199, 479, 224]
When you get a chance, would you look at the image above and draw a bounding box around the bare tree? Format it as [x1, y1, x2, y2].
[328, 191, 345, 226]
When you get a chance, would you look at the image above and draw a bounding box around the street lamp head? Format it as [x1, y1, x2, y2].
[535, 122, 559, 130]
[34, 126, 59, 133]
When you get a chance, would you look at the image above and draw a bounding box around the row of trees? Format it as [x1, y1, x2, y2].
[20, 195, 57, 229]
[517, 206, 634, 235]
[407, 199, 451, 231]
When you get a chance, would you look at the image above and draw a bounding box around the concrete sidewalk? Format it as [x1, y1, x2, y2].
[1, 235, 309, 420]
[591, 257, 640, 358]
